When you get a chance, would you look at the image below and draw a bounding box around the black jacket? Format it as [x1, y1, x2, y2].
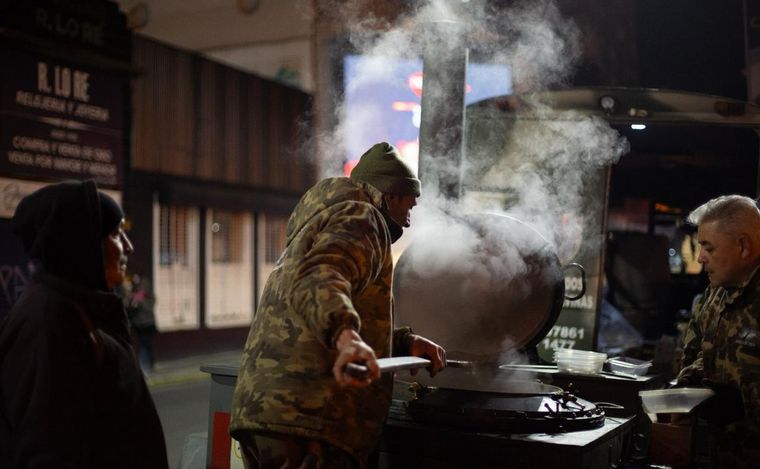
[0, 181, 167, 468]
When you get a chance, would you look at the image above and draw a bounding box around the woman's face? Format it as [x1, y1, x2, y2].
[102, 219, 134, 289]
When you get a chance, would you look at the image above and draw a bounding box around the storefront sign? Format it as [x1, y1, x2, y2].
[0, 0, 131, 60]
[0, 47, 125, 187]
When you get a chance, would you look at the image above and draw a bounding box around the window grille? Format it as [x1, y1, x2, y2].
[159, 205, 190, 265]
[210, 211, 244, 263]
[264, 216, 288, 264]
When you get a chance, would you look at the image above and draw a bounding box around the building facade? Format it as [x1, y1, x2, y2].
[0, 1, 315, 359]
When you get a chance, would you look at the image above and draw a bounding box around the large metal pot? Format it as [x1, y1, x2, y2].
[393, 213, 601, 432]
[394, 213, 584, 365]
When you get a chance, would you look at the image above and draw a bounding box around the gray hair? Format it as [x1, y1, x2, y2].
[688, 195, 760, 235]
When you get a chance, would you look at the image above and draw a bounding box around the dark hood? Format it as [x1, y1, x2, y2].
[12, 180, 109, 291]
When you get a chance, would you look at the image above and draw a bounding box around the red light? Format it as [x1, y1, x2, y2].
[344, 159, 359, 176]
[397, 139, 419, 162]
[408, 71, 423, 97]
[406, 70, 471, 97]
[392, 101, 417, 112]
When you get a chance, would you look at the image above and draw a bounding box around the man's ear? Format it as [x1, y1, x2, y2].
[738, 233, 754, 259]
[384, 193, 400, 208]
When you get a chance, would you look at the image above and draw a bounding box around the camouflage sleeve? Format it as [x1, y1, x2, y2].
[739, 364, 760, 424]
[737, 303, 760, 424]
[676, 354, 703, 386]
[677, 291, 709, 384]
[289, 201, 390, 348]
[392, 326, 414, 356]
[681, 290, 709, 369]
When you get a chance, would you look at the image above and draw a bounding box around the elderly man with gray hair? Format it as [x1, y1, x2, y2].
[677, 194, 760, 468]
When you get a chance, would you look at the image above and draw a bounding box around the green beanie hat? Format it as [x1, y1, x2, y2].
[350, 142, 421, 197]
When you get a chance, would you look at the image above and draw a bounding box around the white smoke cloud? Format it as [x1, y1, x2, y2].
[470, 111, 628, 258]
[501, 1, 582, 92]
[310, 0, 629, 366]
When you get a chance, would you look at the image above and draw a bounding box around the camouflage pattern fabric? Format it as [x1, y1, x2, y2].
[230, 177, 412, 467]
[678, 267, 760, 466]
[236, 430, 356, 469]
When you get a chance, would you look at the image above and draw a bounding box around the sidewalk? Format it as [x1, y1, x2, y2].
[145, 349, 243, 389]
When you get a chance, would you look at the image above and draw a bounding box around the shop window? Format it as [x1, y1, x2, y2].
[153, 203, 200, 331]
[258, 214, 288, 300]
[159, 205, 191, 266]
[264, 215, 288, 264]
[205, 210, 253, 328]
[210, 211, 243, 263]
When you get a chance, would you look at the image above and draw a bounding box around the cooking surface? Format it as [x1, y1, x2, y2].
[407, 388, 593, 414]
[400, 359, 666, 416]
[403, 385, 605, 434]
[386, 396, 631, 443]
[382, 392, 637, 469]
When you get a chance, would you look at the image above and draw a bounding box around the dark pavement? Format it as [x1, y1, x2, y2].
[148, 350, 242, 469]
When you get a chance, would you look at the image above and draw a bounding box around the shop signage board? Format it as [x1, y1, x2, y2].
[0, 0, 131, 60]
[0, 47, 125, 187]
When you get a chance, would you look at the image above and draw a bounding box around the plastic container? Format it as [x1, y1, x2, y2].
[554, 348, 607, 360]
[556, 357, 605, 374]
[607, 356, 652, 376]
[553, 348, 607, 374]
[639, 388, 715, 414]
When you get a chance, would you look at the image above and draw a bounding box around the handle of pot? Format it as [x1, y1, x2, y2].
[562, 262, 586, 301]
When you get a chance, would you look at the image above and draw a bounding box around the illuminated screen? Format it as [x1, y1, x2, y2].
[343, 54, 512, 175]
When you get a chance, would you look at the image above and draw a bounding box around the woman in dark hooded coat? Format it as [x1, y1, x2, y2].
[0, 180, 168, 468]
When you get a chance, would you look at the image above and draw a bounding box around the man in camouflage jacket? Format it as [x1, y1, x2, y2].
[677, 195, 760, 468]
[230, 142, 446, 468]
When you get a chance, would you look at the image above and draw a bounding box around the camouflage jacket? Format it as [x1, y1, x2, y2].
[229, 177, 412, 466]
[678, 266, 760, 433]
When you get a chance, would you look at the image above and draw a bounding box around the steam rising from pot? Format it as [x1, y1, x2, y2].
[309, 0, 629, 366]
[314, 0, 626, 251]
